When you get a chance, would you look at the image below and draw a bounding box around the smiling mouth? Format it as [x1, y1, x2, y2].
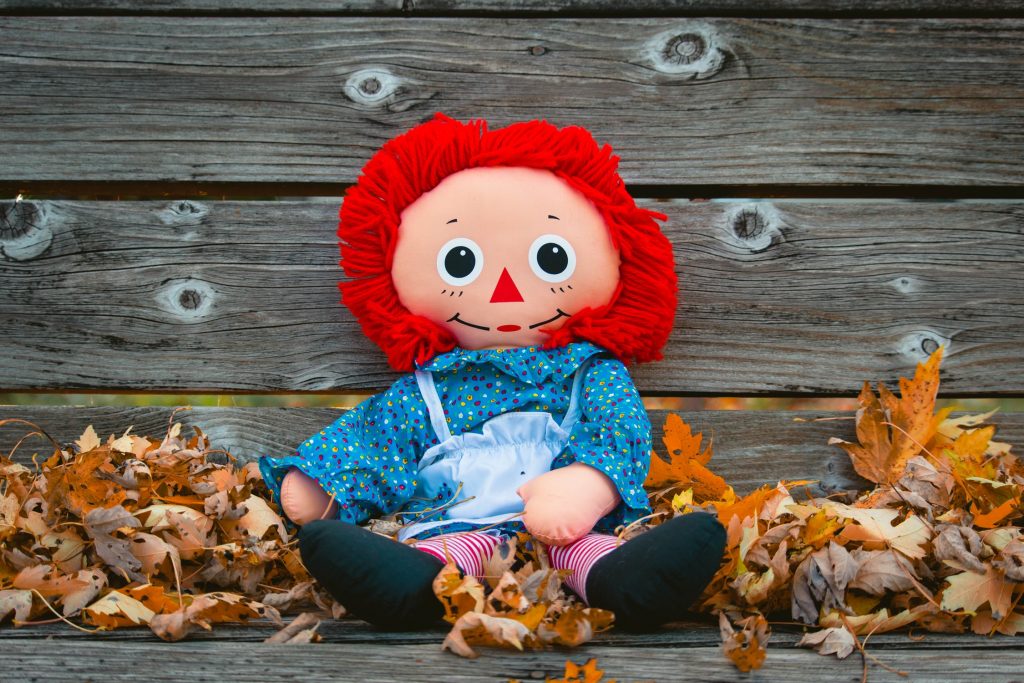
[447, 309, 570, 332]
[528, 309, 570, 329]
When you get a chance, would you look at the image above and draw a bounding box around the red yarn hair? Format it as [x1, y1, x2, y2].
[338, 112, 677, 371]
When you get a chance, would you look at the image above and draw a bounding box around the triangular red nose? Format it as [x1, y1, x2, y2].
[490, 268, 524, 303]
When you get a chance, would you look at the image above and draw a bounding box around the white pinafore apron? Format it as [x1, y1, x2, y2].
[396, 358, 593, 542]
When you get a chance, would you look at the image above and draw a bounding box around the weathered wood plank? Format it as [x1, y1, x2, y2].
[2, 17, 1023, 186]
[0, 638, 1019, 682]
[1, 199, 1021, 394]
[4, 0, 1024, 16]
[3, 406, 1022, 496]
[0, 617, 1018, 649]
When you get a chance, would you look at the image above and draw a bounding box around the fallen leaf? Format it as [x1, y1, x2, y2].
[941, 565, 1015, 619]
[718, 612, 768, 672]
[442, 611, 532, 658]
[797, 626, 856, 659]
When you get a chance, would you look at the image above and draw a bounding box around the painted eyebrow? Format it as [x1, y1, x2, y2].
[548, 215, 560, 220]
[446, 218, 458, 224]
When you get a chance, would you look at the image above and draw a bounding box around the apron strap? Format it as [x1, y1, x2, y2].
[414, 370, 453, 442]
[559, 356, 595, 431]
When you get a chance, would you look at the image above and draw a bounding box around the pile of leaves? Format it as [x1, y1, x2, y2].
[1, 343, 1022, 674]
[432, 533, 613, 657]
[647, 345, 1023, 671]
[0, 410, 343, 641]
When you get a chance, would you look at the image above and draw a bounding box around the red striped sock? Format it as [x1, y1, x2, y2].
[547, 533, 622, 604]
[412, 531, 502, 581]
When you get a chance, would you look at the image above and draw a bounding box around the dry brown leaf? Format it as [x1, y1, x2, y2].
[432, 561, 486, 623]
[149, 591, 279, 642]
[643, 414, 728, 501]
[940, 565, 1015, 620]
[827, 503, 931, 559]
[718, 612, 768, 673]
[0, 589, 34, 624]
[847, 549, 917, 596]
[545, 658, 611, 683]
[797, 626, 856, 659]
[264, 612, 322, 644]
[442, 611, 532, 658]
[82, 589, 156, 628]
[933, 525, 986, 573]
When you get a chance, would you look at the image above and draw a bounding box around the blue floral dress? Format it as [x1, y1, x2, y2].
[258, 341, 653, 540]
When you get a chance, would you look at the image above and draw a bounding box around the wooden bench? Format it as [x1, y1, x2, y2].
[2, 1, 1023, 680]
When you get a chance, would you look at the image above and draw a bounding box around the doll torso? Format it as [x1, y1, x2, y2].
[258, 341, 654, 540]
[396, 357, 594, 541]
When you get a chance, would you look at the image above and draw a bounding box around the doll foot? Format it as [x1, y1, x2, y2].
[585, 513, 726, 631]
[298, 519, 445, 630]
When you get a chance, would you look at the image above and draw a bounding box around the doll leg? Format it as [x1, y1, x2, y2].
[549, 513, 726, 631]
[298, 519, 445, 629]
[298, 522, 502, 629]
[410, 532, 502, 582]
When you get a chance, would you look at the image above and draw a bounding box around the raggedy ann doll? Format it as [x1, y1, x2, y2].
[258, 113, 726, 631]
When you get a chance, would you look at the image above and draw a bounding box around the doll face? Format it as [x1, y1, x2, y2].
[391, 166, 621, 350]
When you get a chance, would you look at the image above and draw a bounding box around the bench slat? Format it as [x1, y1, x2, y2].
[1, 618, 1019, 649]
[0, 637, 1017, 681]
[1, 199, 1021, 394]
[4, 1, 1024, 15]
[2, 16, 1023, 186]
[4, 406, 1023, 496]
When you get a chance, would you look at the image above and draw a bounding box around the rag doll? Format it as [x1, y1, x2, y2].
[258, 113, 725, 631]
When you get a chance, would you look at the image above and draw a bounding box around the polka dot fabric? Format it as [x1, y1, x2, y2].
[258, 342, 653, 540]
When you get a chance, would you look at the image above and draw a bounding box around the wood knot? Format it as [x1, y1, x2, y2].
[159, 199, 209, 226]
[646, 23, 726, 79]
[724, 203, 784, 253]
[178, 288, 203, 310]
[898, 330, 951, 364]
[889, 275, 921, 294]
[0, 199, 54, 261]
[528, 45, 548, 56]
[345, 68, 400, 107]
[159, 278, 215, 319]
[664, 33, 706, 65]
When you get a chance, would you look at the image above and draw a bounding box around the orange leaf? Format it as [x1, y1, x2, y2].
[546, 658, 609, 683]
[645, 415, 729, 501]
[830, 346, 944, 484]
[970, 498, 1018, 529]
[719, 612, 768, 672]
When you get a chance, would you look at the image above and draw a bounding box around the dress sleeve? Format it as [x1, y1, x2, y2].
[556, 356, 653, 531]
[257, 373, 431, 525]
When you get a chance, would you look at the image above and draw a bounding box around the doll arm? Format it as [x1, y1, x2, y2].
[258, 373, 427, 526]
[517, 462, 620, 546]
[280, 467, 339, 525]
[517, 357, 653, 546]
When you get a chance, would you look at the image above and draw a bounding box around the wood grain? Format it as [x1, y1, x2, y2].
[0, 637, 1019, 682]
[1, 199, 1021, 394]
[2, 17, 1023, 186]
[3, 406, 1022, 496]
[0, 617, 1017, 648]
[4, 0, 1024, 15]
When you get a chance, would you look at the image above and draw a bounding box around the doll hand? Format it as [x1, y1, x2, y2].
[517, 462, 621, 547]
[280, 467, 339, 525]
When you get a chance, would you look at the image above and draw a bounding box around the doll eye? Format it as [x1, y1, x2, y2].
[528, 234, 576, 283]
[437, 237, 484, 286]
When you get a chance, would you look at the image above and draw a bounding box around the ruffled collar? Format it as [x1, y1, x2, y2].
[415, 341, 606, 385]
